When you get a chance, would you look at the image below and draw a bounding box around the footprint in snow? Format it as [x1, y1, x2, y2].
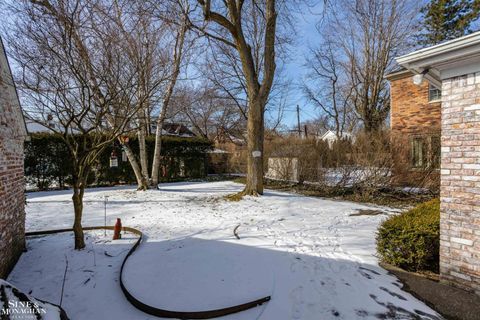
[290, 286, 305, 319]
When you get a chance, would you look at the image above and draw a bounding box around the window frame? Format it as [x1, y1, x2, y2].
[428, 83, 442, 102]
[410, 134, 441, 170]
[411, 136, 426, 169]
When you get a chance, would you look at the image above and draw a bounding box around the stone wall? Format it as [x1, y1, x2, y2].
[440, 72, 480, 294]
[0, 37, 27, 278]
[266, 157, 299, 182]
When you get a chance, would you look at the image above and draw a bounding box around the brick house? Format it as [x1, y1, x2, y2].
[0, 37, 28, 278]
[397, 31, 480, 294]
[386, 68, 442, 189]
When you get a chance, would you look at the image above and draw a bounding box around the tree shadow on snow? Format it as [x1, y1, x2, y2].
[9, 232, 442, 320]
[122, 238, 441, 320]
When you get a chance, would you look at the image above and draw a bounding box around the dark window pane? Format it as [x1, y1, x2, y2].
[411, 137, 425, 168]
[429, 83, 442, 102]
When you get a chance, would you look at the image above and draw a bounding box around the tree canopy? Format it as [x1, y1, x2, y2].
[418, 0, 480, 45]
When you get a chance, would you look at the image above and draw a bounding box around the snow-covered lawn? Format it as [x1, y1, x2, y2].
[8, 181, 441, 319]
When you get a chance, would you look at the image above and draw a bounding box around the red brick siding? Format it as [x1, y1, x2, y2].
[390, 74, 441, 135]
[389, 73, 441, 188]
[0, 37, 27, 278]
[0, 136, 25, 278]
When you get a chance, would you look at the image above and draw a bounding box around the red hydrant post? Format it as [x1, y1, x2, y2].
[113, 218, 122, 240]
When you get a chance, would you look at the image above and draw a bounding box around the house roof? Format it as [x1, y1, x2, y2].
[320, 130, 352, 141]
[25, 119, 53, 133]
[385, 67, 413, 81]
[161, 123, 196, 137]
[0, 36, 28, 138]
[396, 31, 480, 86]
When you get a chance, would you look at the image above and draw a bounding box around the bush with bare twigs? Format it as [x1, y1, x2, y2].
[264, 130, 439, 200]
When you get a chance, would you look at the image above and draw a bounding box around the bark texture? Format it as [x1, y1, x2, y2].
[197, 0, 277, 196]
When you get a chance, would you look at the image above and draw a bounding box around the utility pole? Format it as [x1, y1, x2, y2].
[296, 104, 301, 138]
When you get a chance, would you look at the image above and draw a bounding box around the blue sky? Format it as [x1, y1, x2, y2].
[0, 0, 320, 129]
[278, 6, 324, 128]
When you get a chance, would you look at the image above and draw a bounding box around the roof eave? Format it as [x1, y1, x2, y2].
[395, 31, 480, 85]
[396, 32, 480, 66]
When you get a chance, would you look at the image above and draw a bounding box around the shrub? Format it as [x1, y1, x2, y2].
[24, 133, 72, 190]
[25, 133, 212, 189]
[376, 199, 440, 272]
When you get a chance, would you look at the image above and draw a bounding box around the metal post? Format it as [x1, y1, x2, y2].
[104, 196, 109, 236]
[296, 104, 301, 137]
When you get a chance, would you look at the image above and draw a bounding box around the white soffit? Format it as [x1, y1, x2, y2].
[396, 31, 480, 82]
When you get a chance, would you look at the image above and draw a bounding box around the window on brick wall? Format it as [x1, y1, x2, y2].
[410, 135, 440, 169]
[428, 83, 442, 102]
[411, 137, 426, 168]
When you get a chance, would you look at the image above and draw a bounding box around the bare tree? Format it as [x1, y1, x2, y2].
[192, 0, 278, 196]
[328, 0, 418, 132]
[97, 0, 192, 190]
[171, 84, 247, 139]
[99, 0, 171, 190]
[6, 0, 142, 249]
[151, 5, 190, 187]
[303, 40, 355, 136]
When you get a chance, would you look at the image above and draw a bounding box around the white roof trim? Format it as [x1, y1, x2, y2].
[396, 31, 480, 81]
[396, 31, 480, 65]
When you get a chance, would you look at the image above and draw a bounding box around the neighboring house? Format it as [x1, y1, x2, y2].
[396, 31, 480, 294]
[386, 67, 442, 187]
[319, 130, 353, 148]
[208, 128, 247, 174]
[0, 36, 28, 278]
[26, 116, 197, 139]
[150, 122, 196, 138]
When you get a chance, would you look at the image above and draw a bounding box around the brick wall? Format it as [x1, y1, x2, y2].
[390, 73, 441, 135]
[440, 72, 480, 294]
[0, 38, 27, 278]
[388, 72, 441, 188]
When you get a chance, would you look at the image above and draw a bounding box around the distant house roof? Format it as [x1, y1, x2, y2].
[214, 127, 246, 145]
[25, 118, 55, 133]
[320, 130, 352, 141]
[162, 123, 196, 137]
[150, 122, 196, 138]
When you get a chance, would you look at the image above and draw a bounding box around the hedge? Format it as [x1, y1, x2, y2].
[376, 199, 440, 273]
[25, 133, 72, 189]
[25, 133, 213, 190]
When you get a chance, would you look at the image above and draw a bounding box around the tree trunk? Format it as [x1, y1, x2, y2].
[72, 184, 85, 250]
[243, 99, 265, 195]
[137, 125, 149, 182]
[121, 140, 148, 190]
[151, 20, 187, 188]
[150, 111, 167, 188]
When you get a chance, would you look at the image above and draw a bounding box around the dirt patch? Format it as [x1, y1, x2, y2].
[349, 209, 386, 216]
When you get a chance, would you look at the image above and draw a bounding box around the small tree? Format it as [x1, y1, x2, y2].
[7, 0, 141, 249]
[418, 0, 480, 45]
